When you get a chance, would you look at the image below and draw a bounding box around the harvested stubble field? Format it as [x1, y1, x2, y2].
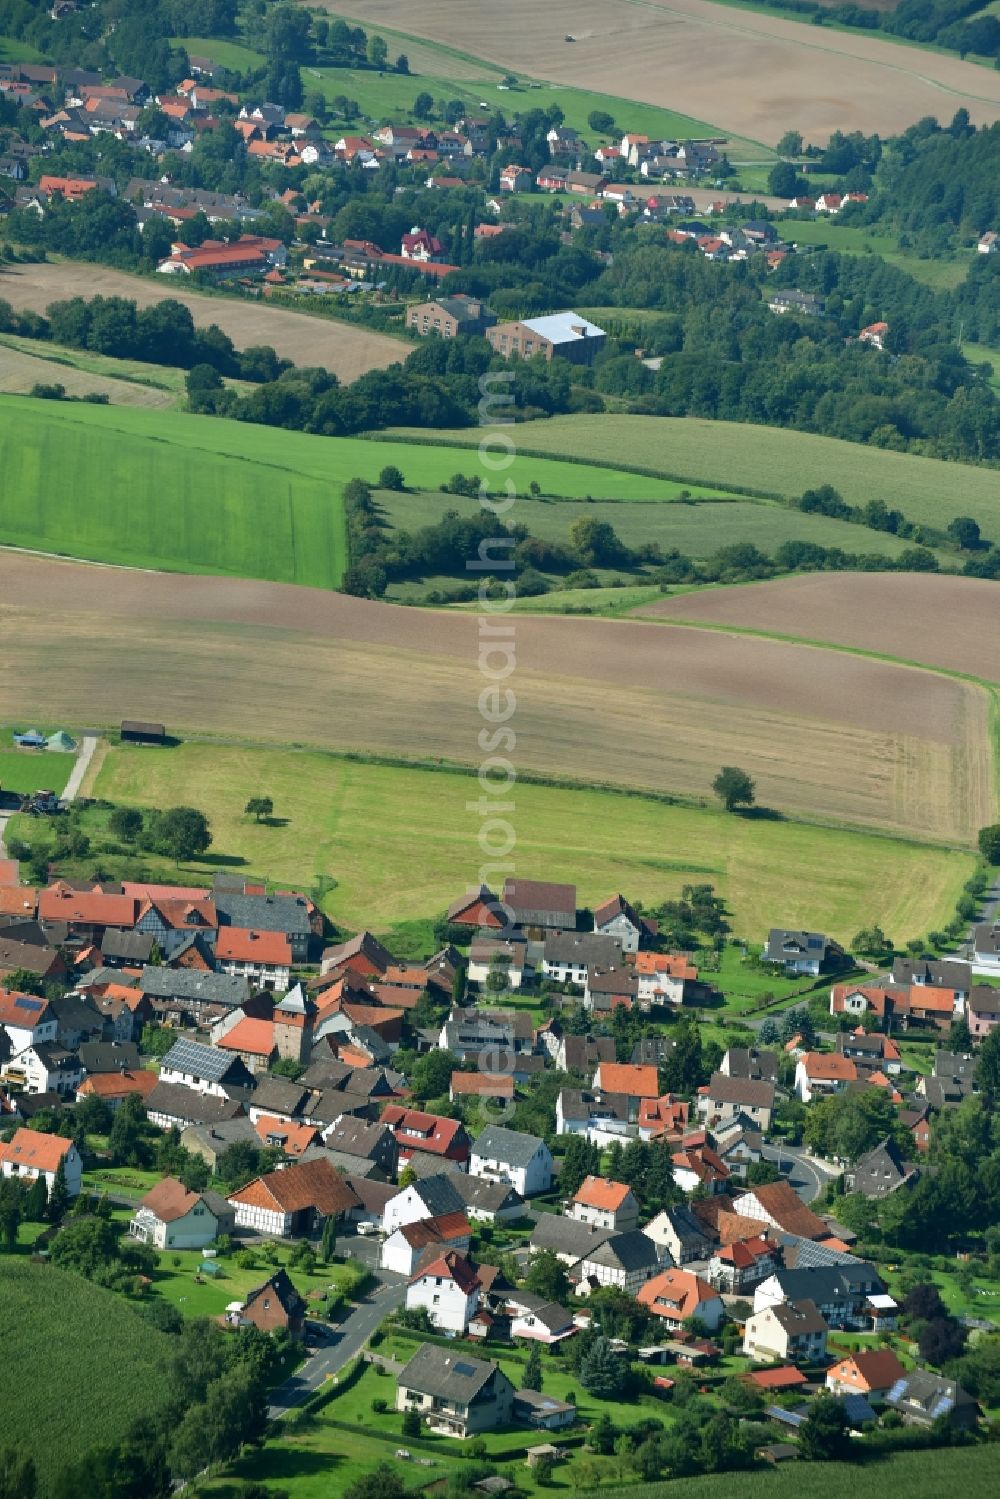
[325, 0, 1000, 139]
[88, 741, 974, 942]
[0, 552, 991, 846]
[638, 571, 1000, 681]
[0, 260, 404, 380]
[394, 415, 1000, 533]
[0, 340, 175, 406]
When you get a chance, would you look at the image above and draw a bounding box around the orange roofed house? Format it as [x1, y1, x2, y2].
[567, 1175, 640, 1232]
[794, 1051, 857, 1103]
[216, 928, 292, 990]
[0, 1126, 82, 1196]
[637, 1268, 725, 1332]
[593, 1062, 660, 1111]
[826, 1348, 906, 1403]
[228, 1155, 358, 1237]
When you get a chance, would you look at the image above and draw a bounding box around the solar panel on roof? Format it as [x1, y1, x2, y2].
[886, 1378, 908, 1403]
[453, 1361, 477, 1376]
[929, 1395, 954, 1418]
[14, 997, 42, 1011]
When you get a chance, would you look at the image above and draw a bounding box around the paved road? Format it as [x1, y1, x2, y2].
[267, 1271, 406, 1419]
[957, 872, 1000, 960]
[761, 1140, 837, 1203]
[63, 733, 99, 801]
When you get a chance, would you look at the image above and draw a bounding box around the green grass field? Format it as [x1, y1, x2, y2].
[0, 330, 196, 400]
[780, 217, 975, 290]
[389, 416, 1000, 535]
[0, 1259, 173, 1491]
[171, 34, 265, 70]
[0, 33, 45, 63]
[0, 725, 76, 795]
[962, 341, 1000, 392]
[374, 486, 947, 564]
[74, 740, 975, 944]
[0, 398, 712, 584]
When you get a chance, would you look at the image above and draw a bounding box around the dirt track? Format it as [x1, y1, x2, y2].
[0, 263, 405, 381]
[637, 572, 1000, 683]
[325, 0, 1000, 141]
[0, 552, 990, 844]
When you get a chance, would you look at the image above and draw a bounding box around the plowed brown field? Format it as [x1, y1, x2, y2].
[637, 572, 1000, 682]
[0, 553, 990, 844]
[323, 0, 1000, 140]
[0, 263, 404, 381]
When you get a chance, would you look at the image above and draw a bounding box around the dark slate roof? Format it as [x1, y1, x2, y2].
[406, 1173, 465, 1218]
[705, 1073, 775, 1108]
[529, 1214, 613, 1260]
[397, 1342, 508, 1403]
[215, 890, 311, 937]
[181, 1118, 260, 1153]
[450, 1174, 524, 1215]
[101, 929, 155, 962]
[250, 1076, 311, 1116]
[140, 967, 250, 1006]
[772, 1263, 882, 1301]
[146, 1081, 245, 1126]
[722, 1048, 778, 1082]
[472, 1124, 546, 1169]
[78, 1041, 141, 1073]
[583, 1229, 660, 1272]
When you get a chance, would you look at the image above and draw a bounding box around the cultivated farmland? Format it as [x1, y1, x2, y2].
[639, 571, 1000, 682]
[0, 339, 176, 406]
[0, 551, 991, 846]
[0, 1260, 173, 1491]
[0, 260, 404, 380]
[322, 0, 1000, 139]
[0, 398, 692, 583]
[392, 415, 1000, 533]
[90, 741, 973, 945]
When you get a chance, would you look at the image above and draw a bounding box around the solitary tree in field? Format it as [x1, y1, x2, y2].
[978, 824, 1000, 864]
[712, 767, 755, 813]
[244, 797, 274, 823]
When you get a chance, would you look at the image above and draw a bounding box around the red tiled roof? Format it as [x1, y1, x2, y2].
[450, 1072, 514, 1098]
[595, 1063, 659, 1097]
[410, 1248, 479, 1293]
[749, 1366, 808, 1390]
[638, 1268, 719, 1320]
[218, 1017, 277, 1056]
[77, 1069, 158, 1101]
[254, 1115, 319, 1156]
[802, 1051, 857, 1081]
[216, 928, 291, 966]
[0, 990, 50, 1029]
[572, 1175, 632, 1211]
[39, 887, 139, 926]
[398, 1210, 470, 1247]
[382, 1104, 468, 1157]
[0, 1126, 73, 1173]
[229, 1157, 357, 1216]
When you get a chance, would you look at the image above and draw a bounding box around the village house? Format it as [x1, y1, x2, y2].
[401, 226, 445, 261]
[159, 1037, 254, 1097]
[892, 955, 970, 1001]
[555, 1087, 633, 1145]
[732, 1180, 830, 1241]
[505, 1291, 577, 1344]
[825, 1348, 906, 1404]
[215, 1016, 279, 1074]
[529, 1212, 613, 1267]
[228, 1155, 358, 1237]
[708, 1234, 782, 1294]
[641, 1204, 713, 1263]
[145, 1080, 246, 1132]
[672, 1140, 731, 1194]
[215, 928, 292, 989]
[470, 1124, 553, 1196]
[592, 894, 657, 953]
[382, 1104, 471, 1169]
[76, 1066, 159, 1112]
[129, 1176, 234, 1248]
[836, 1030, 902, 1075]
[846, 1137, 918, 1198]
[449, 1172, 525, 1224]
[449, 1071, 514, 1109]
[754, 1262, 887, 1330]
[743, 1298, 828, 1363]
[0, 991, 58, 1055]
[698, 1072, 775, 1129]
[0, 1125, 81, 1196]
[381, 1212, 472, 1276]
[633, 952, 700, 1007]
[232, 1269, 306, 1337]
[499, 163, 532, 192]
[966, 985, 1000, 1038]
[406, 1247, 481, 1335]
[542, 931, 623, 986]
[466, 936, 528, 990]
[884, 1370, 979, 1430]
[978, 231, 999, 254]
[794, 1051, 858, 1103]
[764, 929, 843, 975]
[637, 1268, 725, 1332]
[577, 1229, 661, 1295]
[383, 1174, 466, 1236]
[568, 1176, 640, 1232]
[396, 1343, 515, 1438]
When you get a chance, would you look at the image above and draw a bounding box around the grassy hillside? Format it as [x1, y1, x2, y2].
[386, 416, 1000, 535]
[375, 487, 945, 563]
[0, 398, 696, 584]
[78, 741, 975, 946]
[0, 1259, 173, 1490]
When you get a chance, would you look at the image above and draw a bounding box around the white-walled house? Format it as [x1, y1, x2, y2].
[381, 1213, 472, 1276]
[0, 992, 58, 1054]
[470, 1125, 553, 1197]
[743, 1298, 828, 1363]
[405, 1249, 481, 1335]
[568, 1176, 640, 1232]
[0, 1127, 82, 1197]
[577, 1230, 661, 1295]
[129, 1176, 234, 1249]
[159, 1038, 253, 1098]
[383, 1176, 465, 1236]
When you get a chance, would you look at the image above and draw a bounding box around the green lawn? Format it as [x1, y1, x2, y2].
[73, 740, 975, 945]
[148, 1242, 359, 1321]
[0, 33, 45, 62]
[374, 486, 948, 565]
[0, 329, 196, 399]
[389, 415, 1000, 535]
[0, 1259, 173, 1491]
[82, 1165, 165, 1202]
[0, 724, 76, 796]
[0, 398, 721, 585]
[962, 341, 1000, 393]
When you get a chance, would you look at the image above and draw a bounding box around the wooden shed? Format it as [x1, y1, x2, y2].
[120, 720, 166, 744]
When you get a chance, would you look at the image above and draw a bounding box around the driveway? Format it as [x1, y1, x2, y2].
[267, 1271, 407, 1419]
[63, 733, 99, 802]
